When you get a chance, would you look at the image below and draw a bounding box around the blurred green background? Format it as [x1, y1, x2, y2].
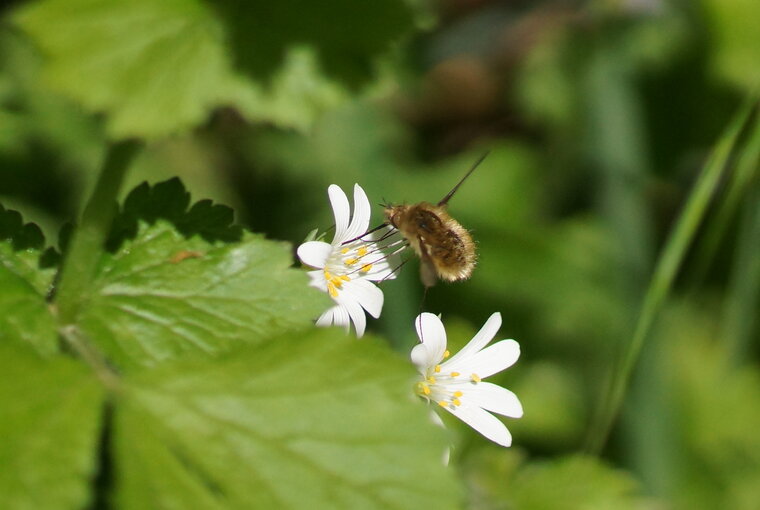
[2, 0, 758, 508]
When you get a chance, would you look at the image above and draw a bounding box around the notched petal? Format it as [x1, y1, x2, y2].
[297, 241, 333, 269]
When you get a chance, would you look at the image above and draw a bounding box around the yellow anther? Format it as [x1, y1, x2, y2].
[422, 384, 431, 396]
[443, 350, 450, 358]
[341, 247, 350, 254]
[453, 391, 463, 398]
[324, 270, 333, 279]
[329, 276, 343, 288]
[434, 365, 441, 373]
[427, 376, 437, 384]
[452, 398, 461, 406]
[357, 246, 368, 256]
[344, 257, 358, 266]
[450, 371, 460, 377]
[360, 264, 373, 272]
[340, 274, 351, 281]
[327, 283, 338, 298]
[438, 401, 448, 408]
[470, 373, 481, 383]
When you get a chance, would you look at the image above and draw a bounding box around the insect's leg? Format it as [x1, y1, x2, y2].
[417, 234, 438, 288]
[341, 222, 389, 245]
[381, 257, 410, 282]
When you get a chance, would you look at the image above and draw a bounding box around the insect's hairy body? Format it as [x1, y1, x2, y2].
[385, 201, 476, 287]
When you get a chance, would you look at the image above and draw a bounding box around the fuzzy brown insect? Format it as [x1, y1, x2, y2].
[383, 153, 486, 287]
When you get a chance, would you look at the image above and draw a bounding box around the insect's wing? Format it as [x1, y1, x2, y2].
[416, 235, 438, 288]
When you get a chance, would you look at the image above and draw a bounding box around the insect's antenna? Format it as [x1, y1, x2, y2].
[437, 150, 490, 206]
[341, 222, 388, 245]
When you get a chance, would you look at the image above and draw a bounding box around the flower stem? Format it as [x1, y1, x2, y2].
[584, 98, 756, 454]
[55, 139, 143, 325]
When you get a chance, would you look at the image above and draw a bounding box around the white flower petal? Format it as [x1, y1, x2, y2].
[332, 305, 351, 333]
[445, 403, 512, 447]
[297, 241, 332, 269]
[462, 381, 523, 418]
[306, 270, 328, 292]
[414, 313, 448, 364]
[411, 343, 435, 371]
[447, 312, 501, 366]
[342, 297, 367, 338]
[327, 184, 351, 245]
[315, 307, 336, 327]
[328, 185, 351, 242]
[343, 184, 371, 242]
[445, 340, 520, 380]
[341, 279, 383, 318]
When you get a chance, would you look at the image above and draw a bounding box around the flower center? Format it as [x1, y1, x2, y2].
[339, 242, 374, 273]
[416, 358, 482, 410]
[324, 270, 351, 298]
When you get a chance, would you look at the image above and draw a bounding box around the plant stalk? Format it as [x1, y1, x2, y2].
[54, 139, 142, 325]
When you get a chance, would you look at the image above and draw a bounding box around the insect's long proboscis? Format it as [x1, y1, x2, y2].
[437, 150, 490, 207]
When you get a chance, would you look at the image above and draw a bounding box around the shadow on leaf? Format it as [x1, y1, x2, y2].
[106, 178, 243, 252]
[0, 204, 60, 267]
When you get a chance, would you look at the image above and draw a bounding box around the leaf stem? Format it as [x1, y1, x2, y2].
[583, 99, 756, 454]
[55, 139, 143, 325]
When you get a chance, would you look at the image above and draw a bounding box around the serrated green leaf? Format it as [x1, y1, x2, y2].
[113, 329, 461, 509]
[13, 0, 240, 139]
[0, 204, 58, 293]
[0, 343, 105, 510]
[77, 179, 329, 370]
[0, 205, 58, 355]
[107, 178, 243, 250]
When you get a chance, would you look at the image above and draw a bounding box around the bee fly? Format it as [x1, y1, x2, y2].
[380, 152, 488, 288]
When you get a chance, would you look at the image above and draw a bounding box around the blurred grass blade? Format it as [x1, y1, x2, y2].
[722, 175, 760, 366]
[690, 111, 760, 283]
[585, 97, 758, 454]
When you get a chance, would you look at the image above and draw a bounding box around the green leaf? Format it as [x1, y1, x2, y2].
[0, 343, 105, 510]
[113, 329, 461, 509]
[0, 205, 58, 355]
[0, 204, 58, 292]
[214, 0, 415, 89]
[79, 179, 329, 370]
[13, 0, 241, 139]
[13, 0, 409, 139]
[510, 455, 646, 510]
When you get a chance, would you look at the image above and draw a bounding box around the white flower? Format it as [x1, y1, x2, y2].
[297, 184, 399, 337]
[411, 312, 523, 446]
